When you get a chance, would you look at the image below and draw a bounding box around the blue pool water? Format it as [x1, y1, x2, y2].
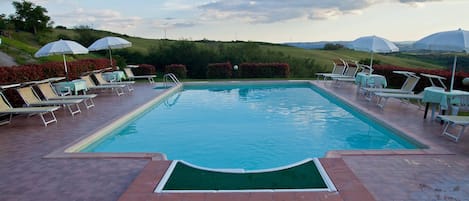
[82, 82, 420, 170]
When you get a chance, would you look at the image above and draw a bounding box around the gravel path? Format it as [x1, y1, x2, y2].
[0, 50, 17, 66]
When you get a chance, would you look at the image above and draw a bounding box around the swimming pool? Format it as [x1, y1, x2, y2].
[80, 81, 421, 170]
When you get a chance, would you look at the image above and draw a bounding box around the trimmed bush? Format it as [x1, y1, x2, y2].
[0, 58, 111, 84]
[238, 63, 290, 78]
[372, 64, 469, 92]
[130, 64, 156, 76]
[207, 62, 232, 79]
[165, 64, 187, 79]
[0, 58, 110, 107]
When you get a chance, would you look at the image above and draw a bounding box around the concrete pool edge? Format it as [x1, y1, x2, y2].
[311, 80, 455, 157]
[44, 84, 184, 159]
[118, 158, 375, 201]
[47, 80, 453, 160]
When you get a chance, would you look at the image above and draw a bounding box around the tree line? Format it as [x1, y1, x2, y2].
[113, 40, 319, 78]
[0, 1, 323, 78]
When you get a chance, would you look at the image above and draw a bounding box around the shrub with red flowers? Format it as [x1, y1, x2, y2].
[207, 62, 232, 79]
[372, 65, 469, 92]
[128, 64, 156, 76]
[0, 58, 111, 84]
[165, 64, 187, 79]
[0, 58, 111, 107]
[238, 63, 290, 78]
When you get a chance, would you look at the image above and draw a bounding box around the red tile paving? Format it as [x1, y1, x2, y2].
[1, 80, 469, 201]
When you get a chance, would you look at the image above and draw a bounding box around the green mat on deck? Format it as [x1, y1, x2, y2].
[161, 159, 328, 191]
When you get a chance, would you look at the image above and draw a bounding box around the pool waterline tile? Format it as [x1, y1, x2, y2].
[66, 81, 424, 170]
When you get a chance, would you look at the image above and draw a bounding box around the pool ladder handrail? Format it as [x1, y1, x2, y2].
[163, 73, 181, 87]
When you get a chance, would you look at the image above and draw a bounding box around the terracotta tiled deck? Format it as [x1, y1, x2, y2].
[1, 81, 469, 201]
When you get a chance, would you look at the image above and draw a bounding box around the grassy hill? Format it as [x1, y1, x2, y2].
[0, 28, 450, 78]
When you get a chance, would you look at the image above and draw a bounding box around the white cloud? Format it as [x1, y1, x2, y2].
[198, 0, 443, 24]
[53, 8, 143, 30]
[149, 18, 196, 29]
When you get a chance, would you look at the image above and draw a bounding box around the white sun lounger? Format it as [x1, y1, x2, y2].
[375, 92, 424, 109]
[362, 71, 420, 97]
[123, 68, 156, 83]
[0, 91, 59, 126]
[81, 75, 127, 96]
[37, 82, 97, 109]
[17, 86, 83, 116]
[316, 59, 347, 80]
[334, 64, 372, 83]
[327, 61, 360, 80]
[420, 73, 447, 90]
[437, 115, 469, 142]
[94, 72, 135, 92]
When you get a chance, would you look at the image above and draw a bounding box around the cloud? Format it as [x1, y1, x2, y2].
[198, 0, 372, 23]
[149, 18, 196, 29]
[398, 0, 442, 7]
[398, 0, 441, 2]
[198, 0, 443, 23]
[53, 8, 143, 29]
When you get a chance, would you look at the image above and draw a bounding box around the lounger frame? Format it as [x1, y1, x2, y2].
[17, 86, 82, 116]
[0, 92, 58, 126]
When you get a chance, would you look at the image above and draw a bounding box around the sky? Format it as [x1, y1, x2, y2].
[1, 0, 469, 43]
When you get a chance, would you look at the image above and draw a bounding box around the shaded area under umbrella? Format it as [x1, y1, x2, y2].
[34, 39, 89, 80]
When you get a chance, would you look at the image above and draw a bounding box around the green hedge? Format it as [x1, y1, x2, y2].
[207, 62, 232, 79]
[165, 64, 187, 79]
[238, 63, 290, 78]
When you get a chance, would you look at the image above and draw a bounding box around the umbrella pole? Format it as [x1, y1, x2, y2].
[450, 55, 457, 92]
[63, 54, 68, 81]
[370, 52, 374, 74]
[109, 48, 113, 69]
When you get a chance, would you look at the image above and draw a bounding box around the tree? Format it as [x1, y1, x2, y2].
[74, 25, 101, 47]
[323, 43, 344, 50]
[9, 0, 52, 34]
[0, 14, 7, 30]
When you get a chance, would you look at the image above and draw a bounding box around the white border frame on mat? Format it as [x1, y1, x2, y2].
[154, 158, 337, 193]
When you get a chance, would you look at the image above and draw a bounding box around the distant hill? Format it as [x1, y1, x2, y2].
[284, 41, 349, 49]
[0, 28, 451, 77]
[285, 41, 415, 51]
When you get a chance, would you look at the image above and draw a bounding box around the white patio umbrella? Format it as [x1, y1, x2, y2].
[414, 28, 469, 91]
[88, 36, 132, 67]
[349, 35, 399, 73]
[34, 39, 89, 80]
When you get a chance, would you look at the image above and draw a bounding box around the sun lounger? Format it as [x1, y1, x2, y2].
[328, 61, 360, 80]
[123, 68, 156, 83]
[94, 72, 135, 92]
[362, 71, 420, 96]
[420, 73, 447, 90]
[375, 92, 424, 109]
[37, 82, 97, 109]
[437, 115, 469, 142]
[0, 91, 59, 126]
[17, 86, 83, 116]
[326, 62, 360, 80]
[448, 94, 469, 115]
[80, 75, 126, 96]
[334, 64, 372, 83]
[316, 59, 347, 80]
